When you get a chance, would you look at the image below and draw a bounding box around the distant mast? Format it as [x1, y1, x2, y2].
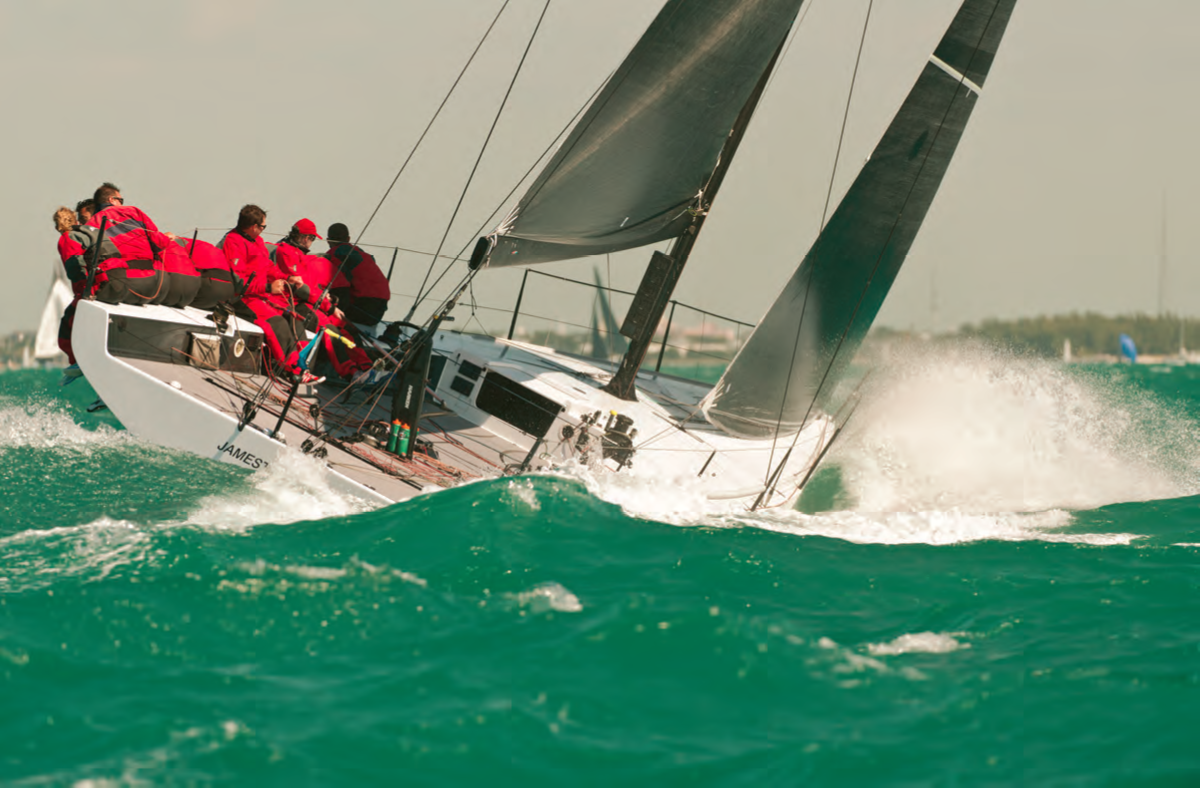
[1158, 190, 1167, 318]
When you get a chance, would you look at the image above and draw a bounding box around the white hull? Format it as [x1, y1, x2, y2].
[73, 299, 835, 510]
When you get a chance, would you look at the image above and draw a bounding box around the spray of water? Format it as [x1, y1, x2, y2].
[183, 449, 376, 532]
[545, 340, 1199, 545]
[832, 341, 1200, 513]
[0, 404, 127, 451]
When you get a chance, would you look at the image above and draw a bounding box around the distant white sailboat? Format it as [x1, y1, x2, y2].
[32, 262, 72, 365]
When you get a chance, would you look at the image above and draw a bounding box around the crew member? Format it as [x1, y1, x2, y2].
[271, 218, 337, 315]
[76, 198, 95, 225]
[178, 236, 239, 310]
[85, 182, 171, 305]
[325, 223, 390, 327]
[54, 204, 124, 363]
[221, 205, 321, 383]
[273, 218, 374, 380]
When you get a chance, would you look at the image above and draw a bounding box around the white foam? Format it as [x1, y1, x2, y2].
[834, 342, 1200, 513]
[546, 460, 733, 525]
[182, 449, 375, 532]
[233, 557, 427, 587]
[0, 518, 152, 592]
[513, 582, 583, 613]
[867, 632, 968, 656]
[504, 478, 542, 512]
[0, 404, 127, 451]
[732, 506, 1139, 546]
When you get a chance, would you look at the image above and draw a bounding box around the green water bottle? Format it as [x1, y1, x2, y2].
[398, 423, 410, 456]
[387, 420, 401, 453]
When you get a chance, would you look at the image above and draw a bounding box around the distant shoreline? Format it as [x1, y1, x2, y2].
[874, 312, 1200, 359]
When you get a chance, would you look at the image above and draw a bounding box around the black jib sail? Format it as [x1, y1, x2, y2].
[703, 0, 1018, 438]
[477, 0, 806, 269]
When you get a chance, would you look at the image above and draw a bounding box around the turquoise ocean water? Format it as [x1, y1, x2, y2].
[3, 345, 1200, 785]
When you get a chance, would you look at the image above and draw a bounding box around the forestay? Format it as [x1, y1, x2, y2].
[479, 0, 806, 269]
[703, 0, 1018, 438]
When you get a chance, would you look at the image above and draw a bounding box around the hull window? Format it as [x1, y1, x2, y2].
[476, 372, 562, 438]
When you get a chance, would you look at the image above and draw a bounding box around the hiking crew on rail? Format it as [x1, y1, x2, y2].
[51, 183, 390, 383]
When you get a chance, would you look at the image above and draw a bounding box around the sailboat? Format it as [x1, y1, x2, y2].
[69, 0, 1018, 509]
[589, 267, 627, 363]
[32, 262, 72, 365]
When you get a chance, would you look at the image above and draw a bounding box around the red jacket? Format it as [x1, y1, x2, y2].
[87, 205, 172, 270]
[325, 243, 391, 301]
[57, 232, 89, 297]
[220, 230, 288, 298]
[272, 241, 337, 309]
[175, 237, 229, 271]
[57, 225, 120, 295]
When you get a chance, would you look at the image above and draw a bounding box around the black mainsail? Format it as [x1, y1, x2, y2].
[475, 0, 807, 269]
[703, 0, 1018, 438]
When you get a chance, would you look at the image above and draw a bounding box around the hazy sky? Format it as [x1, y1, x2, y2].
[4, 0, 1199, 337]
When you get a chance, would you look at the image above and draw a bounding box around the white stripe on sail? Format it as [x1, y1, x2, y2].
[929, 54, 982, 95]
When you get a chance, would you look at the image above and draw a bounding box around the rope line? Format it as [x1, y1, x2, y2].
[764, 0, 875, 483]
[757, 0, 1004, 506]
[405, 0, 554, 321]
[355, 0, 513, 251]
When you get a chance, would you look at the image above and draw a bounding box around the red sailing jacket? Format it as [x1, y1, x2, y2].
[220, 230, 289, 298]
[57, 232, 89, 297]
[174, 237, 230, 271]
[325, 243, 391, 301]
[87, 205, 172, 274]
[159, 240, 198, 277]
[57, 225, 121, 295]
[272, 241, 336, 309]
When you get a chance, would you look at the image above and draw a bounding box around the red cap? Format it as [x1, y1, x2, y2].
[293, 218, 322, 238]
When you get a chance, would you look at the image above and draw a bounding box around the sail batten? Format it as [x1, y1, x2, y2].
[703, 0, 1018, 439]
[480, 0, 807, 269]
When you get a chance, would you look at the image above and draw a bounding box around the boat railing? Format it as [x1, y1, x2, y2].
[189, 229, 751, 376]
[500, 269, 755, 377]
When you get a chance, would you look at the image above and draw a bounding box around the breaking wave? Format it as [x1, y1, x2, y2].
[0, 403, 128, 451]
[182, 449, 377, 532]
[830, 341, 1200, 513]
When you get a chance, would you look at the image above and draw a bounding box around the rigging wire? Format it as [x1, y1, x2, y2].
[764, 0, 818, 95]
[761, 0, 875, 488]
[757, 0, 1006, 508]
[403, 75, 605, 319]
[354, 0, 513, 251]
[404, 0, 555, 322]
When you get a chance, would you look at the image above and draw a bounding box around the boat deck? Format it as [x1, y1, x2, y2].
[124, 356, 508, 503]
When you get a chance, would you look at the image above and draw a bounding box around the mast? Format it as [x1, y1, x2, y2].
[601, 41, 785, 401]
[1158, 190, 1167, 318]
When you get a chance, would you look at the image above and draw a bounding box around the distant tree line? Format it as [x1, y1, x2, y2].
[956, 312, 1200, 357]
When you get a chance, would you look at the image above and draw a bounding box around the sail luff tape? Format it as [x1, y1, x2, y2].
[928, 54, 982, 95]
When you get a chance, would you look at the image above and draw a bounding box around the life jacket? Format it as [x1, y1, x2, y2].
[325, 243, 391, 301]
